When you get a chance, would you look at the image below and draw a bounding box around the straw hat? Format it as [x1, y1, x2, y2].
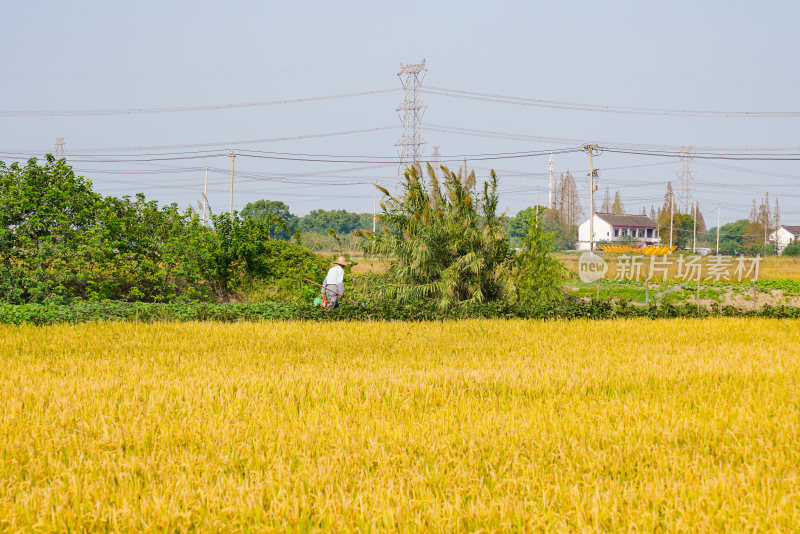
[333, 255, 350, 266]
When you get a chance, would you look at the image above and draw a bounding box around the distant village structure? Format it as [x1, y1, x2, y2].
[770, 225, 800, 255]
[577, 213, 660, 251]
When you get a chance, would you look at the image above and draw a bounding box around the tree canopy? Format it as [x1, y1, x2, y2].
[297, 209, 371, 236]
[0, 158, 326, 304]
[241, 199, 298, 239]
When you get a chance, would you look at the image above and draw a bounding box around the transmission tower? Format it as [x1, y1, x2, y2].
[677, 146, 694, 214]
[395, 59, 427, 175]
[54, 137, 65, 158]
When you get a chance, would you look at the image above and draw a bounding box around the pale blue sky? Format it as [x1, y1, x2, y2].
[1, 0, 798, 223]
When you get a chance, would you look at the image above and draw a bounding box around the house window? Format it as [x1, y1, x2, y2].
[647, 228, 653, 238]
[614, 228, 619, 238]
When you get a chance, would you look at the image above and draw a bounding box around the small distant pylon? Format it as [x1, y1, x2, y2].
[396, 59, 427, 176]
[430, 145, 440, 167]
[54, 137, 65, 158]
[677, 146, 694, 214]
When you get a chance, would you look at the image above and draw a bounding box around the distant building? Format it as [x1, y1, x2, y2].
[770, 225, 800, 254]
[577, 213, 660, 251]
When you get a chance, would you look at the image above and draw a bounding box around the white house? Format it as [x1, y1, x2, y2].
[770, 225, 800, 254]
[577, 213, 660, 251]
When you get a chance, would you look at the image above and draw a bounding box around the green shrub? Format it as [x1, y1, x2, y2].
[782, 242, 800, 257]
[0, 157, 328, 304]
[2, 299, 798, 325]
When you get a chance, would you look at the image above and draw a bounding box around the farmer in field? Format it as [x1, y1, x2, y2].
[321, 256, 349, 308]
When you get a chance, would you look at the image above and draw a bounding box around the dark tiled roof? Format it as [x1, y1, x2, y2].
[781, 225, 800, 235]
[596, 213, 658, 228]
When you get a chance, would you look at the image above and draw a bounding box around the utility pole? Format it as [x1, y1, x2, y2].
[373, 183, 377, 232]
[54, 137, 65, 158]
[582, 145, 600, 252]
[692, 201, 697, 253]
[229, 150, 235, 214]
[202, 167, 209, 226]
[716, 205, 721, 255]
[669, 191, 674, 252]
[548, 152, 554, 209]
[678, 146, 695, 214]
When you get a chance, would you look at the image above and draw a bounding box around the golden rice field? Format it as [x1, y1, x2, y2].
[2, 319, 800, 532]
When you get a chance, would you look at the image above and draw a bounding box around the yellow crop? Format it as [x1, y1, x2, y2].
[1, 319, 799, 531]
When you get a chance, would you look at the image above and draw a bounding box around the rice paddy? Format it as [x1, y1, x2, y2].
[1, 319, 799, 531]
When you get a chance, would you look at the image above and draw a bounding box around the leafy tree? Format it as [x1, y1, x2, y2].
[611, 191, 624, 215]
[515, 214, 564, 304]
[694, 203, 707, 233]
[357, 212, 375, 232]
[656, 182, 688, 247]
[506, 206, 577, 250]
[674, 214, 697, 249]
[743, 221, 765, 248]
[554, 171, 582, 226]
[203, 212, 327, 299]
[659, 182, 675, 216]
[361, 164, 515, 306]
[297, 209, 369, 235]
[0, 156, 103, 302]
[241, 199, 298, 239]
[658, 212, 695, 249]
[705, 219, 748, 255]
[506, 206, 540, 239]
[0, 158, 328, 303]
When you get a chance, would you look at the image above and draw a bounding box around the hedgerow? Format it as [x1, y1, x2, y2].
[1, 299, 798, 325]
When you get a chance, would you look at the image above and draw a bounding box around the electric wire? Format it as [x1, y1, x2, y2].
[0, 88, 400, 117]
[423, 86, 800, 118]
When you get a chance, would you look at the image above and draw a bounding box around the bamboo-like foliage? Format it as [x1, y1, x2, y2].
[361, 164, 515, 306]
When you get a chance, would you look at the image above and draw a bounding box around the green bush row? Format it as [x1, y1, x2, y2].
[2, 299, 799, 325]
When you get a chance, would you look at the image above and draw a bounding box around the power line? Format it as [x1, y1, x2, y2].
[5, 143, 798, 166]
[601, 147, 800, 161]
[426, 123, 800, 153]
[0, 144, 578, 163]
[423, 86, 800, 118]
[44, 126, 398, 153]
[0, 88, 400, 117]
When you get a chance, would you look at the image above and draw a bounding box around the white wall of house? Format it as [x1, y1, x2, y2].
[577, 215, 613, 251]
[577, 214, 659, 250]
[771, 227, 799, 254]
